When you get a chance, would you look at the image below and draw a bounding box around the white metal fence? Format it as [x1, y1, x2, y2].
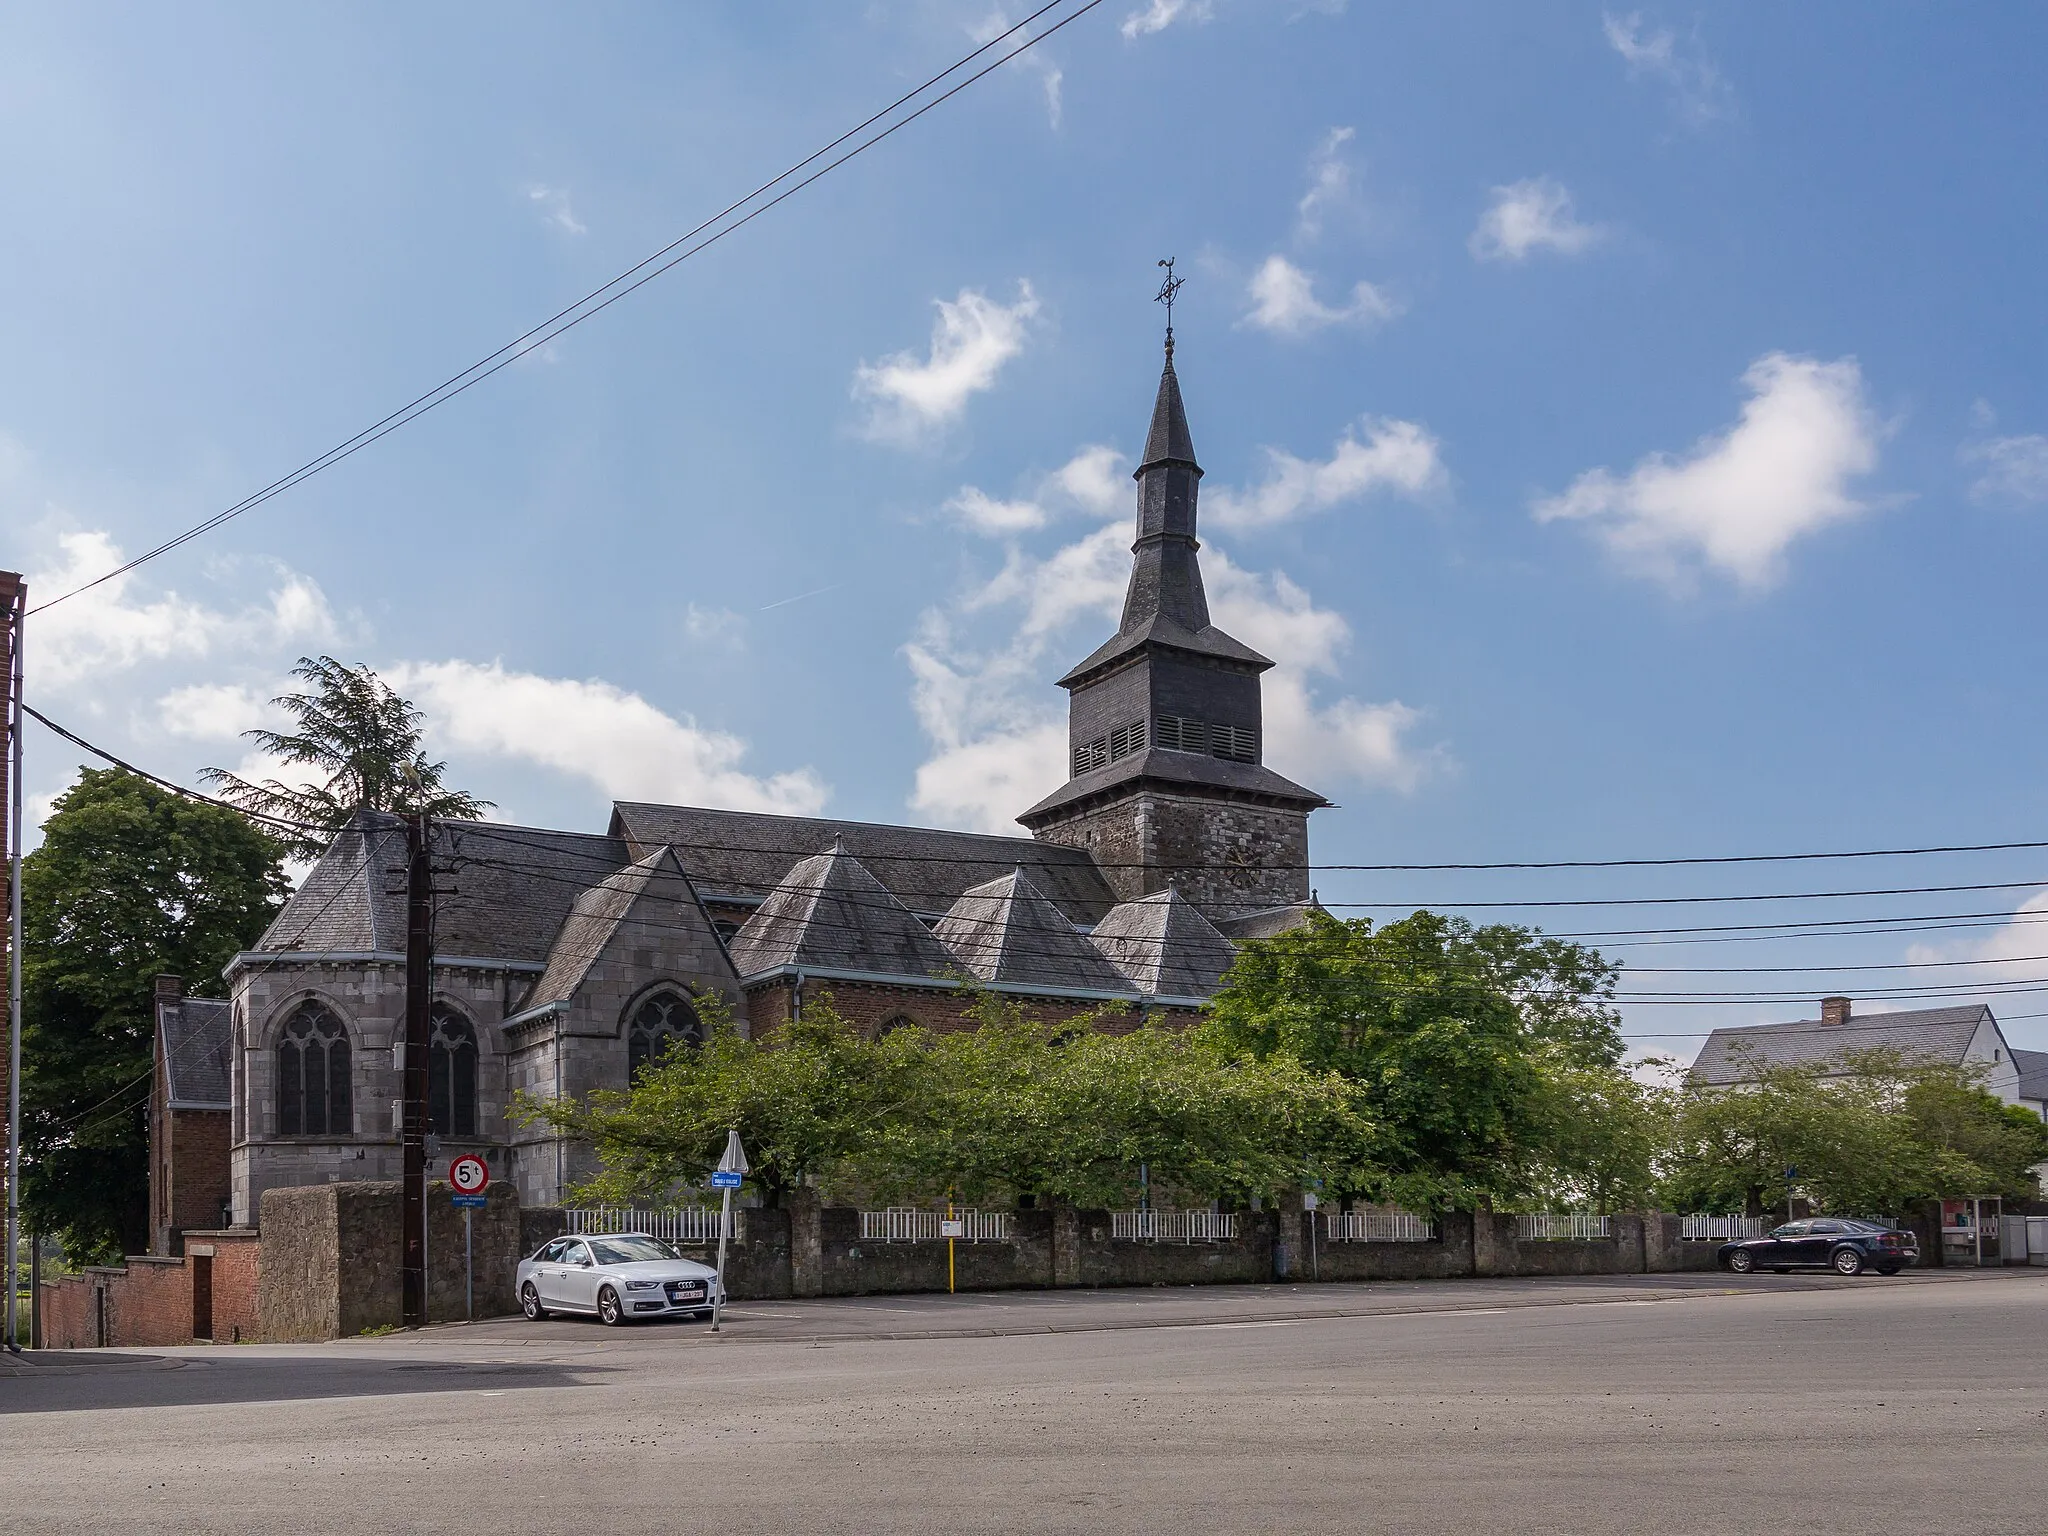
[1320, 1209, 1436, 1243]
[1515, 1213, 1611, 1242]
[859, 1208, 1014, 1243]
[1679, 1215, 1768, 1242]
[566, 1206, 739, 1244]
[1111, 1210, 1239, 1243]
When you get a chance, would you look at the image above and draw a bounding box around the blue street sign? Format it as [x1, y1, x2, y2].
[451, 1193, 487, 1208]
[710, 1170, 743, 1189]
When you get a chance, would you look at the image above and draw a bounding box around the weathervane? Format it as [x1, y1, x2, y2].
[1155, 257, 1184, 358]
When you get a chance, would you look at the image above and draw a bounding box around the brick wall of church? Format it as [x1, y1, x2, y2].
[1031, 790, 1310, 918]
[742, 977, 1197, 1038]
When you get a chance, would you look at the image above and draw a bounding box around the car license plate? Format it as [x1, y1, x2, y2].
[667, 1283, 705, 1301]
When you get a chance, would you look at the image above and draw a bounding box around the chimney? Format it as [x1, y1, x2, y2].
[1820, 995, 1851, 1027]
[153, 974, 184, 1007]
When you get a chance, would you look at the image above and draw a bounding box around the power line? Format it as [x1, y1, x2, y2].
[27, 1, 1105, 615]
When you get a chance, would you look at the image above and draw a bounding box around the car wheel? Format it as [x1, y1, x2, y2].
[1727, 1250, 1756, 1274]
[521, 1282, 548, 1320]
[1832, 1247, 1864, 1276]
[596, 1286, 625, 1326]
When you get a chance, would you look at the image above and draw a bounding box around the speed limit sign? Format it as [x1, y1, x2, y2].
[449, 1154, 490, 1195]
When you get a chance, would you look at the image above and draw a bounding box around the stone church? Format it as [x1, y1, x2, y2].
[149, 338, 1329, 1247]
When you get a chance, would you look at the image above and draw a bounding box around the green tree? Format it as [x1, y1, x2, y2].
[202, 655, 491, 860]
[22, 768, 289, 1261]
[1659, 1047, 2045, 1218]
[1526, 1060, 1675, 1215]
[515, 995, 927, 1207]
[1203, 910, 1624, 1209]
[875, 992, 1376, 1209]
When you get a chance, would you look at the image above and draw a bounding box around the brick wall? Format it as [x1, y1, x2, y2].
[743, 978, 1192, 1038]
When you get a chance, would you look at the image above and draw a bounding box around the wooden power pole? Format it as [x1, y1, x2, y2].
[400, 811, 432, 1328]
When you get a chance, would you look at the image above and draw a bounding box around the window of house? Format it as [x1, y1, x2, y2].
[875, 1013, 915, 1039]
[429, 1005, 479, 1139]
[1108, 719, 1147, 761]
[277, 1002, 351, 1137]
[1073, 735, 1110, 775]
[628, 992, 705, 1078]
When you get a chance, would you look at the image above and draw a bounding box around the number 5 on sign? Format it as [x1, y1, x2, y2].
[449, 1154, 489, 1195]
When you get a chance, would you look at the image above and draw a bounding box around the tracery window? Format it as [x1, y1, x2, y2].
[277, 1002, 351, 1137]
[628, 992, 704, 1078]
[429, 1005, 479, 1139]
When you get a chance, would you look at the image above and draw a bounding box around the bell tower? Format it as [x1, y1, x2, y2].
[1018, 280, 1326, 920]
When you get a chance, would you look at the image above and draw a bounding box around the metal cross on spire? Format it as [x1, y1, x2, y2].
[1155, 257, 1184, 359]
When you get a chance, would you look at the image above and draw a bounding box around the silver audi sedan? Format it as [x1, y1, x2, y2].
[517, 1233, 724, 1326]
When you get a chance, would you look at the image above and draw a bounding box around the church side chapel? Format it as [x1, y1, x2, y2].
[150, 318, 1332, 1243]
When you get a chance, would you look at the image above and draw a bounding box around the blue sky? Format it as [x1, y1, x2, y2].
[7, 3, 2048, 1059]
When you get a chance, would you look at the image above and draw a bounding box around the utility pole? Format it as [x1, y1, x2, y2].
[400, 811, 432, 1328]
[4, 572, 24, 1355]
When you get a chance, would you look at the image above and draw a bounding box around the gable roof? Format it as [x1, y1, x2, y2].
[251, 811, 630, 966]
[2013, 1047, 2048, 1103]
[157, 998, 232, 1110]
[725, 844, 960, 979]
[1688, 1004, 1998, 1086]
[1088, 888, 1237, 999]
[609, 803, 1118, 922]
[933, 870, 1131, 992]
[524, 846, 735, 1011]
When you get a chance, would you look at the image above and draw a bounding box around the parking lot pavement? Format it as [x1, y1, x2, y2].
[8, 1269, 2046, 1534]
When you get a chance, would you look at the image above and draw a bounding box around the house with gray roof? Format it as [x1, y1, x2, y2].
[1688, 996, 2027, 1106]
[186, 334, 1332, 1220]
[150, 976, 234, 1254]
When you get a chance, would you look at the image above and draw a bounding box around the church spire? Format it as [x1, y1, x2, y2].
[1121, 261, 1208, 634]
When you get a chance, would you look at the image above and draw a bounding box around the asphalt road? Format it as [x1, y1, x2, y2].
[5, 1269, 2045, 1533]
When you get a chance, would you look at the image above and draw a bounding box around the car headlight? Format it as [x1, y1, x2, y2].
[624, 1280, 661, 1291]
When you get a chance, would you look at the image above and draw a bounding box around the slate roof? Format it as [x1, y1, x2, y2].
[250, 811, 631, 966]
[933, 870, 1131, 992]
[1087, 889, 1238, 998]
[1211, 903, 1319, 942]
[609, 803, 1118, 923]
[1019, 746, 1328, 827]
[158, 998, 232, 1110]
[2013, 1048, 2048, 1104]
[725, 844, 960, 979]
[1139, 349, 1199, 472]
[524, 847, 732, 1011]
[1688, 1004, 1997, 1086]
[1055, 613, 1272, 688]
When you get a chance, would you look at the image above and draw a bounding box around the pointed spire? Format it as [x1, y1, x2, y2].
[1136, 348, 1200, 476]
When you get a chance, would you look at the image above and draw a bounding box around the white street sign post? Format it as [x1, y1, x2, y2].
[710, 1130, 747, 1333]
[448, 1155, 489, 1323]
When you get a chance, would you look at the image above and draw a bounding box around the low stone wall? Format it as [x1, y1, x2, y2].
[260, 1180, 525, 1340]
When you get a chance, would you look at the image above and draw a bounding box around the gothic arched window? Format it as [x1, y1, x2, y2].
[277, 1002, 350, 1137]
[875, 1013, 914, 1040]
[429, 1005, 479, 1139]
[628, 992, 703, 1078]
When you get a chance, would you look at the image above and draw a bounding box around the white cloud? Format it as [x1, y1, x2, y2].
[853, 282, 1041, 445]
[683, 603, 746, 649]
[943, 445, 1128, 540]
[27, 530, 339, 691]
[388, 660, 827, 815]
[1536, 353, 1881, 589]
[1965, 434, 2048, 504]
[971, 10, 1063, 128]
[158, 682, 275, 742]
[1205, 417, 1444, 530]
[524, 184, 586, 236]
[906, 473, 1439, 831]
[1295, 126, 1357, 240]
[1243, 255, 1399, 337]
[1603, 11, 1734, 124]
[1469, 178, 1602, 263]
[1120, 0, 1212, 39]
